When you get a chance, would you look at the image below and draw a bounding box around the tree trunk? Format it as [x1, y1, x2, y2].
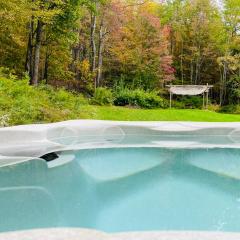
[44, 51, 50, 84]
[180, 40, 184, 84]
[190, 59, 193, 84]
[31, 20, 43, 86]
[219, 66, 223, 106]
[170, 27, 174, 55]
[90, 12, 96, 73]
[222, 61, 227, 105]
[25, 32, 32, 75]
[25, 18, 34, 79]
[96, 22, 105, 87]
[195, 60, 198, 84]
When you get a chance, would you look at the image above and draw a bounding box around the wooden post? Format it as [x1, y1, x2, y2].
[203, 92, 205, 109]
[169, 84, 172, 109]
[170, 92, 172, 109]
[206, 83, 209, 108]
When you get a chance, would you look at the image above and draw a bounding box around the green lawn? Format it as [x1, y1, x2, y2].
[84, 106, 240, 122]
[2, 77, 240, 125]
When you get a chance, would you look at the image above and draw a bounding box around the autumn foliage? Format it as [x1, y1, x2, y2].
[0, 0, 240, 106]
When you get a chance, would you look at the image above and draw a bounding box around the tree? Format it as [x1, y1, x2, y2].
[0, 0, 30, 73]
[103, 0, 175, 90]
[161, 0, 225, 85]
[217, 0, 240, 104]
[24, 0, 87, 85]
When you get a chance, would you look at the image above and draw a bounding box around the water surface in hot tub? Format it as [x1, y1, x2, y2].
[0, 147, 240, 233]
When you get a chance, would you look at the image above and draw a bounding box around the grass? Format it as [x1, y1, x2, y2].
[84, 105, 240, 122]
[1, 76, 240, 125]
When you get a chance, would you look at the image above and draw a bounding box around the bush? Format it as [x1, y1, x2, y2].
[0, 76, 90, 125]
[91, 87, 114, 106]
[114, 89, 166, 109]
[171, 100, 185, 109]
[226, 76, 240, 104]
[219, 105, 240, 114]
[174, 96, 203, 109]
[0, 114, 10, 127]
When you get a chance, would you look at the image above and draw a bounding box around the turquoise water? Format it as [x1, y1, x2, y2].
[1, 147, 240, 233]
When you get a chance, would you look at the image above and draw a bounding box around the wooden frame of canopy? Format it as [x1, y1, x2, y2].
[166, 84, 213, 109]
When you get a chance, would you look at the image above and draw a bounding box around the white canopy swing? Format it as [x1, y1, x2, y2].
[166, 84, 213, 108]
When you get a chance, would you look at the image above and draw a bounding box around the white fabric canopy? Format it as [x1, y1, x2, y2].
[167, 85, 213, 96]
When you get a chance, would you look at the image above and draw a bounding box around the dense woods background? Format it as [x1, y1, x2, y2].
[0, 0, 240, 116]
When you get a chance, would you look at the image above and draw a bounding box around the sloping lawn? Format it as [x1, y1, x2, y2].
[86, 106, 240, 122]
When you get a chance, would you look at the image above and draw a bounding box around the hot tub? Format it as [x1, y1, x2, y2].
[0, 120, 240, 239]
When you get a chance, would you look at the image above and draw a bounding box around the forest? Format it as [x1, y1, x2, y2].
[0, 0, 240, 125]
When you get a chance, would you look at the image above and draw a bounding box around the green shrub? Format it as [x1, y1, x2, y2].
[0, 67, 14, 78]
[207, 104, 220, 112]
[174, 96, 203, 109]
[226, 76, 240, 104]
[219, 105, 240, 114]
[114, 88, 166, 109]
[171, 100, 185, 109]
[0, 113, 10, 127]
[0, 76, 90, 125]
[91, 87, 114, 106]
